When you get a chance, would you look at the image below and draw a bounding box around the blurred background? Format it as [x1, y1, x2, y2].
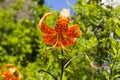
[0, 0, 120, 80]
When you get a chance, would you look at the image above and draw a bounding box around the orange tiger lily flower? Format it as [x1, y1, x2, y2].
[39, 8, 82, 48]
[1, 64, 21, 80]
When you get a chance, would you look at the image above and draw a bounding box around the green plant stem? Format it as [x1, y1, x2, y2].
[60, 60, 64, 80]
[64, 53, 84, 69]
[39, 70, 58, 80]
[60, 49, 64, 80]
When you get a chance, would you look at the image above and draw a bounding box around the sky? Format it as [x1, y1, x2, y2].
[45, 0, 76, 11]
[45, 0, 120, 10]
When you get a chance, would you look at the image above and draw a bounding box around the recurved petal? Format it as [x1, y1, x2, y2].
[39, 12, 56, 34]
[61, 37, 77, 46]
[66, 24, 82, 38]
[40, 22, 56, 34]
[1, 64, 21, 80]
[42, 33, 57, 46]
[39, 12, 52, 26]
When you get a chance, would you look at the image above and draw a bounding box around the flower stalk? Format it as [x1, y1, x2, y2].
[60, 48, 64, 80]
[39, 8, 82, 80]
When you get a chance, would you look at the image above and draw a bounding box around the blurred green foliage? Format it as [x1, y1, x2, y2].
[0, 0, 120, 80]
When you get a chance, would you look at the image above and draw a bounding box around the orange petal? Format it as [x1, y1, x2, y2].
[39, 12, 56, 34]
[61, 37, 77, 46]
[42, 33, 57, 46]
[55, 8, 70, 33]
[1, 64, 21, 80]
[66, 24, 82, 38]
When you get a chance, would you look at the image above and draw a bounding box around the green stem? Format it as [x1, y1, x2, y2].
[64, 53, 84, 69]
[60, 49, 64, 80]
[85, 53, 91, 63]
[39, 70, 58, 80]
